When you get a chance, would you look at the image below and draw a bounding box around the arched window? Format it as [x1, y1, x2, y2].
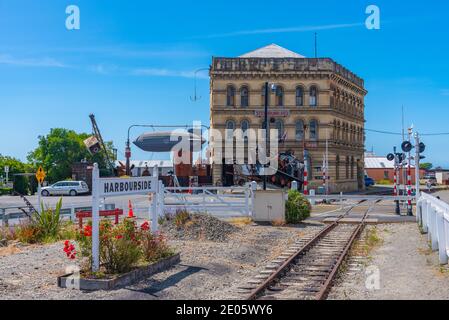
[226, 85, 235, 107]
[295, 120, 304, 141]
[240, 86, 249, 107]
[309, 120, 318, 140]
[296, 86, 304, 106]
[241, 120, 250, 138]
[274, 119, 284, 140]
[351, 156, 355, 179]
[309, 86, 318, 106]
[225, 120, 235, 140]
[261, 85, 270, 106]
[346, 156, 350, 179]
[336, 155, 340, 180]
[275, 86, 284, 107]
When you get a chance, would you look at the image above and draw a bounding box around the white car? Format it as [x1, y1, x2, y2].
[41, 181, 90, 196]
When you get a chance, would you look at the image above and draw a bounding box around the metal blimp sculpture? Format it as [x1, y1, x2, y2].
[133, 130, 205, 152]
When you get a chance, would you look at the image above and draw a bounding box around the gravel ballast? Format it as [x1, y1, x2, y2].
[329, 223, 449, 300]
[0, 221, 323, 300]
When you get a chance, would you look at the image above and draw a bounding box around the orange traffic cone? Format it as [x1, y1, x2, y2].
[128, 200, 134, 218]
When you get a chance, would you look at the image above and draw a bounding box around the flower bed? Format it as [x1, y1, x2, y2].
[58, 218, 178, 289]
[57, 253, 180, 291]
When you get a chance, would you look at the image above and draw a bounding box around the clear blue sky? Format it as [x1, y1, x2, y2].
[1, 0, 448, 166]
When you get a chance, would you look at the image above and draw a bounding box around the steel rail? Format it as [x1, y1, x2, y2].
[316, 199, 381, 300]
[246, 200, 366, 300]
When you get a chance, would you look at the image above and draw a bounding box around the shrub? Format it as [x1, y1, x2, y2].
[139, 222, 174, 263]
[0, 188, 13, 196]
[285, 190, 311, 224]
[173, 209, 190, 228]
[16, 223, 41, 244]
[32, 198, 62, 241]
[0, 226, 15, 241]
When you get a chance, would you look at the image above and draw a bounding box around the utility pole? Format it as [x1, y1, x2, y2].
[303, 123, 309, 196]
[414, 132, 421, 197]
[393, 147, 400, 215]
[263, 82, 269, 191]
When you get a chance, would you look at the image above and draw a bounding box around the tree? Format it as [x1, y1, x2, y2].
[0, 155, 32, 194]
[27, 128, 115, 183]
[420, 163, 433, 171]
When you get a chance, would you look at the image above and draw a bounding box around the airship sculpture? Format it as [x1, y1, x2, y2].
[133, 130, 206, 152]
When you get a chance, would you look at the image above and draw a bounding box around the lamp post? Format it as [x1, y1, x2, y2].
[263, 82, 269, 190]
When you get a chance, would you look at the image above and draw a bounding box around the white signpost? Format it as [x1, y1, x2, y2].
[91, 163, 163, 272]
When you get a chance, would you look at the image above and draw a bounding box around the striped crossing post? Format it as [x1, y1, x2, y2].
[303, 150, 309, 196]
[322, 156, 326, 194]
[407, 164, 413, 215]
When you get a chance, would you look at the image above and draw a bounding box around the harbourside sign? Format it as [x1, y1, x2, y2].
[99, 177, 157, 197]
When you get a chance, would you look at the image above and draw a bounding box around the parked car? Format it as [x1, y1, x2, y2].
[41, 181, 89, 196]
[364, 176, 375, 187]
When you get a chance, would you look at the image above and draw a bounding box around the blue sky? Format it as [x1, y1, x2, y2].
[0, 0, 449, 167]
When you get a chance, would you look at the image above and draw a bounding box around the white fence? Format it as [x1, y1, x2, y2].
[417, 192, 449, 265]
[163, 185, 254, 218]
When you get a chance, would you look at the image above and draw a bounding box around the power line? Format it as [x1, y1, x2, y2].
[364, 128, 449, 136]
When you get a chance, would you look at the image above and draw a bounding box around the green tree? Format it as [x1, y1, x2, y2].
[420, 163, 433, 171]
[0, 155, 32, 194]
[27, 128, 115, 183]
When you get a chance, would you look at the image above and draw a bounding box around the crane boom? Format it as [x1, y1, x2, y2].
[89, 114, 115, 174]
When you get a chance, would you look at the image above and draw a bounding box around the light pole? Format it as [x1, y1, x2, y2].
[190, 68, 209, 102]
[263, 82, 269, 190]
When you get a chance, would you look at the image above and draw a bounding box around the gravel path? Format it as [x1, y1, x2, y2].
[329, 223, 449, 300]
[0, 222, 323, 300]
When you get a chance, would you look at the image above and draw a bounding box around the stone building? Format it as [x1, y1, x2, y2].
[209, 44, 367, 192]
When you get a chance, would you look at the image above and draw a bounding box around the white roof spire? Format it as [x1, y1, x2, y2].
[239, 44, 305, 58]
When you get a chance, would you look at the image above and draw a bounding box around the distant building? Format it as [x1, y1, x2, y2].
[364, 153, 424, 184]
[209, 44, 367, 192]
[116, 160, 173, 177]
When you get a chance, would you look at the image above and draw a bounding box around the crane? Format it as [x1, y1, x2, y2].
[88, 114, 116, 176]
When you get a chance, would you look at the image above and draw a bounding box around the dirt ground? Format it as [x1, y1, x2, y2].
[329, 223, 449, 300]
[0, 221, 323, 300]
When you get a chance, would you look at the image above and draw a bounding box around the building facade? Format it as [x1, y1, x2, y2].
[209, 44, 367, 192]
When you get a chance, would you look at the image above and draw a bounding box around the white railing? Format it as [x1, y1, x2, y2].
[163, 185, 255, 217]
[417, 192, 449, 265]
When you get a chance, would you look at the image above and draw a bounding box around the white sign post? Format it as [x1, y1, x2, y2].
[91, 163, 161, 272]
[4, 166, 9, 184]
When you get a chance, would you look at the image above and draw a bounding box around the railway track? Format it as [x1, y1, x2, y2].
[243, 200, 380, 300]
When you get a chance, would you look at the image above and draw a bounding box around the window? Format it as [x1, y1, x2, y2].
[309, 86, 318, 106]
[384, 170, 389, 180]
[225, 120, 235, 139]
[336, 155, 340, 180]
[241, 120, 250, 138]
[295, 120, 304, 141]
[275, 86, 284, 106]
[351, 157, 355, 179]
[226, 85, 235, 107]
[309, 120, 318, 140]
[346, 156, 350, 179]
[296, 86, 304, 106]
[274, 119, 284, 140]
[240, 86, 249, 107]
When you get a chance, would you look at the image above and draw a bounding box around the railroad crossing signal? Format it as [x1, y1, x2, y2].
[35, 166, 46, 184]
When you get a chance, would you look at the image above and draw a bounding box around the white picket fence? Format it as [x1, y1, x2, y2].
[417, 192, 449, 265]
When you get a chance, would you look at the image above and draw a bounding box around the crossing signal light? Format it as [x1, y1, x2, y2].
[418, 142, 426, 153]
[401, 141, 413, 153]
[386, 153, 395, 161]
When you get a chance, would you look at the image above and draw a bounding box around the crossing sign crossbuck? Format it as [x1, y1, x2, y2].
[35, 166, 46, 184]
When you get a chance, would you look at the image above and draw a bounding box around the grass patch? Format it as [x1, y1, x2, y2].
[228, 217, 253, 227]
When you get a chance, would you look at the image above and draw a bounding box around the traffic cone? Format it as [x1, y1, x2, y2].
[128, 200, 134, 218]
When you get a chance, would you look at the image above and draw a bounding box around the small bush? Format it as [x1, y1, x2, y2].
[16, 223, 42, 244]
[33, 198, 62, 240]
[285, 190, 311, 224]
[0, 188, 13, 196]
[0, 226, 15, 241]
[174, 209, 190, 228]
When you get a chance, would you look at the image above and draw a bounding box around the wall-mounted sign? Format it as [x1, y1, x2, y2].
[255, 110, 290, 118]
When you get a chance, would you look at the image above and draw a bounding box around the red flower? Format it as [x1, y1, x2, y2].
[141, 221, 150, 231]
[83, 225, 92, 237]
[116, 235, 123, 240]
